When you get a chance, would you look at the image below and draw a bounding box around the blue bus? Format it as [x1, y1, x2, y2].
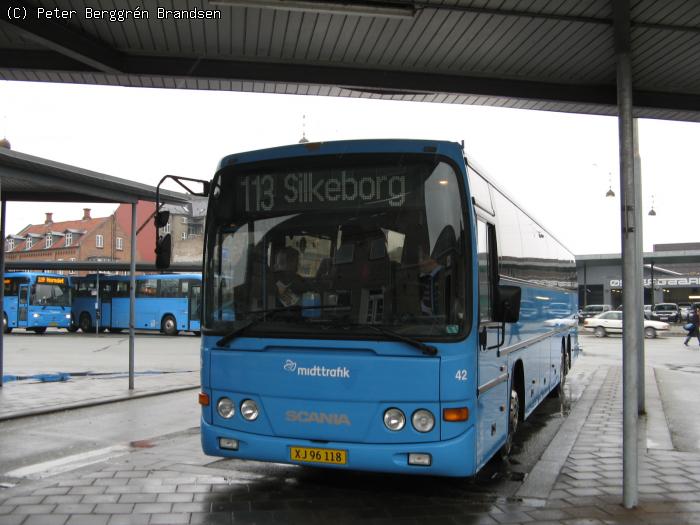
[71, 274, 202, 335]
[3, 272, 72, 333]
[197, 140, 579, 476]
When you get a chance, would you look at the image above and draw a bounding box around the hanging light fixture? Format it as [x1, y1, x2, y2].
[605, 172, 615, 198]
[648, 195, 657, 216]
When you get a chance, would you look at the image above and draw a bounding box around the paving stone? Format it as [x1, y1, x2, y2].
[42, 496, 83, 505]
[13, 504, 57, 515]
[0, 515, 30, 525]
[22, 516, 70, 525]
[189, 512, 233, 524]
[53, 504, 95, 514]
[79, 495, 119, 505]
[65, 516, 109, 525]
[92, 503, 134, 514]
[106, 515, 150, 525]
[131, 502, 172, 514]
[149, 512, 190, 524]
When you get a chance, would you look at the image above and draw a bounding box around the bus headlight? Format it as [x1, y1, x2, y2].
[240, 399, 259, 421]
[32, 313, 40, 318]
[216, 397, 235, 419]
[65, 314, 71, 319]
[383, 408, 405, 431]
[412, 409, 435, 433]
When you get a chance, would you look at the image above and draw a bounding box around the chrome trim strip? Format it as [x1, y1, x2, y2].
[478, 372, 509, 395]
[499, 327, 570, 357]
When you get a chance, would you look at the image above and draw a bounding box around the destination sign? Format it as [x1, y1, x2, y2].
[235, 170, 416, 215]
[37, 276, 66, 285]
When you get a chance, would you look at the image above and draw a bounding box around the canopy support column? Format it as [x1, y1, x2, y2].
[129, 202, 136, 390]
[614, 0, 642, 509]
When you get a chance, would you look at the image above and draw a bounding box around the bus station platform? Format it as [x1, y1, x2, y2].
[1, 335, 700, 524]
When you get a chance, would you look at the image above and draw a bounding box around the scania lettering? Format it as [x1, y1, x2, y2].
[286, 411, 352, 425]
[199, 140, 580, 476]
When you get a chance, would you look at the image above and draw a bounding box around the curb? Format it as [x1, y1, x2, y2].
[516, 365, 608, 500]
[0, 384, 199, 422]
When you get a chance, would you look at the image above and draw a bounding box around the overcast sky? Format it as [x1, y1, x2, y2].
[2, 80, 699, 255]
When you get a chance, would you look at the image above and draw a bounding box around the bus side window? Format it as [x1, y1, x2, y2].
[159, 279, 179, 298]
[477, 219, 493, 321]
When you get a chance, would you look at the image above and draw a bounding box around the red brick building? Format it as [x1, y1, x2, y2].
[5, 208, 132, 274]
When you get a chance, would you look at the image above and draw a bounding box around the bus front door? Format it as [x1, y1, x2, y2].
[100, 284, 112, 329]
[17, 284, 29, 327]
[188, 283, 201, 332]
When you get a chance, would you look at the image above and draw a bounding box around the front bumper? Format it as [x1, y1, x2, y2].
[201, 418, 477, 477]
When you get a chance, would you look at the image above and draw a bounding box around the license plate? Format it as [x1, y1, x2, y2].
[290, 446, 347, 465]
[49, 322, 58, 326]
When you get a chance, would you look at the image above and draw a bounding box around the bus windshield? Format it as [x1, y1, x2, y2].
[32, 281, 71, 307]
[205, 156, 469, 339]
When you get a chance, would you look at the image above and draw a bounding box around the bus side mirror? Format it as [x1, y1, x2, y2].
[494, 285, 521, 323]
[155, 234, 172, 270]
[154, 210, 170, 228]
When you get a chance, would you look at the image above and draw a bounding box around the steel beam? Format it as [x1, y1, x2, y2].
[0, 16, 122, 73]
[4, 261, 201, 272]
[2, 48, 700, 115]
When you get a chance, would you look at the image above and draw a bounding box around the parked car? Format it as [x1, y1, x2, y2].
[650, 303, 680, 323]
[644, 305, 652, 319]
[544, 313, 578, 328]
[583, 310, 669, 339]
[678, 302, 692, 321]
[578, 304, 612, 323]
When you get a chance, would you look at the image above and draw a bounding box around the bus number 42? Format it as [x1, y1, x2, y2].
[455, 369, 467, 381]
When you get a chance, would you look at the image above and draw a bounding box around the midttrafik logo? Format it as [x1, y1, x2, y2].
[283, 360, 350, 379]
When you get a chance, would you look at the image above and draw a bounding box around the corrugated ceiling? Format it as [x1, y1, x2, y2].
[1, 0, 699, 121]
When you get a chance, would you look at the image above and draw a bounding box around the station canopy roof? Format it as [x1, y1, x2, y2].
[0, 1, 699, 121]
[0, 148, 189, 204]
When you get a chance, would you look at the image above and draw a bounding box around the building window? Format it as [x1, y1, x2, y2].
[65, 232, 72, 247]
[26, 237, 33, 250]
[181, 232, 187, 241]
[162, 222, 171, 234]
[116, 237, 124, 251]
[6, 239, 14, 252]
[96, 234, 104, 248]
[181, 217, 188, 224]
[46, 234, 53, 248]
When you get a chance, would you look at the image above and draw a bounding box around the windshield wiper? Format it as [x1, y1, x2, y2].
[216, 304, 344, 347]
[365, 324, 438, 356]
[317, 319, 438, 356]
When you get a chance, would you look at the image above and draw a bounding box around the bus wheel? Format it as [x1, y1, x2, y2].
[67, 323, 78, 333]
[3, 314, 11, 334]
[108, 328, 123, 333]
[500, 387, 520, 459]
[162, 315, 178, 336]
[79, 313, 93, 333]
[32, 327, 47, 334]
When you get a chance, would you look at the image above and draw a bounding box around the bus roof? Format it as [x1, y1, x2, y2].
[4, 272, 68, 279]
[217, 139, 465, 171]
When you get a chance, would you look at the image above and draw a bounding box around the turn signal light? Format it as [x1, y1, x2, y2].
[443, 407, 469, 422]
[198, 392, 210, 406]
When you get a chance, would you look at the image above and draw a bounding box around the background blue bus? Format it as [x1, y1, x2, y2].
[3, 272, 72, 333]
[198, 139, 579, 477]
[71, 274, 202, 335]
